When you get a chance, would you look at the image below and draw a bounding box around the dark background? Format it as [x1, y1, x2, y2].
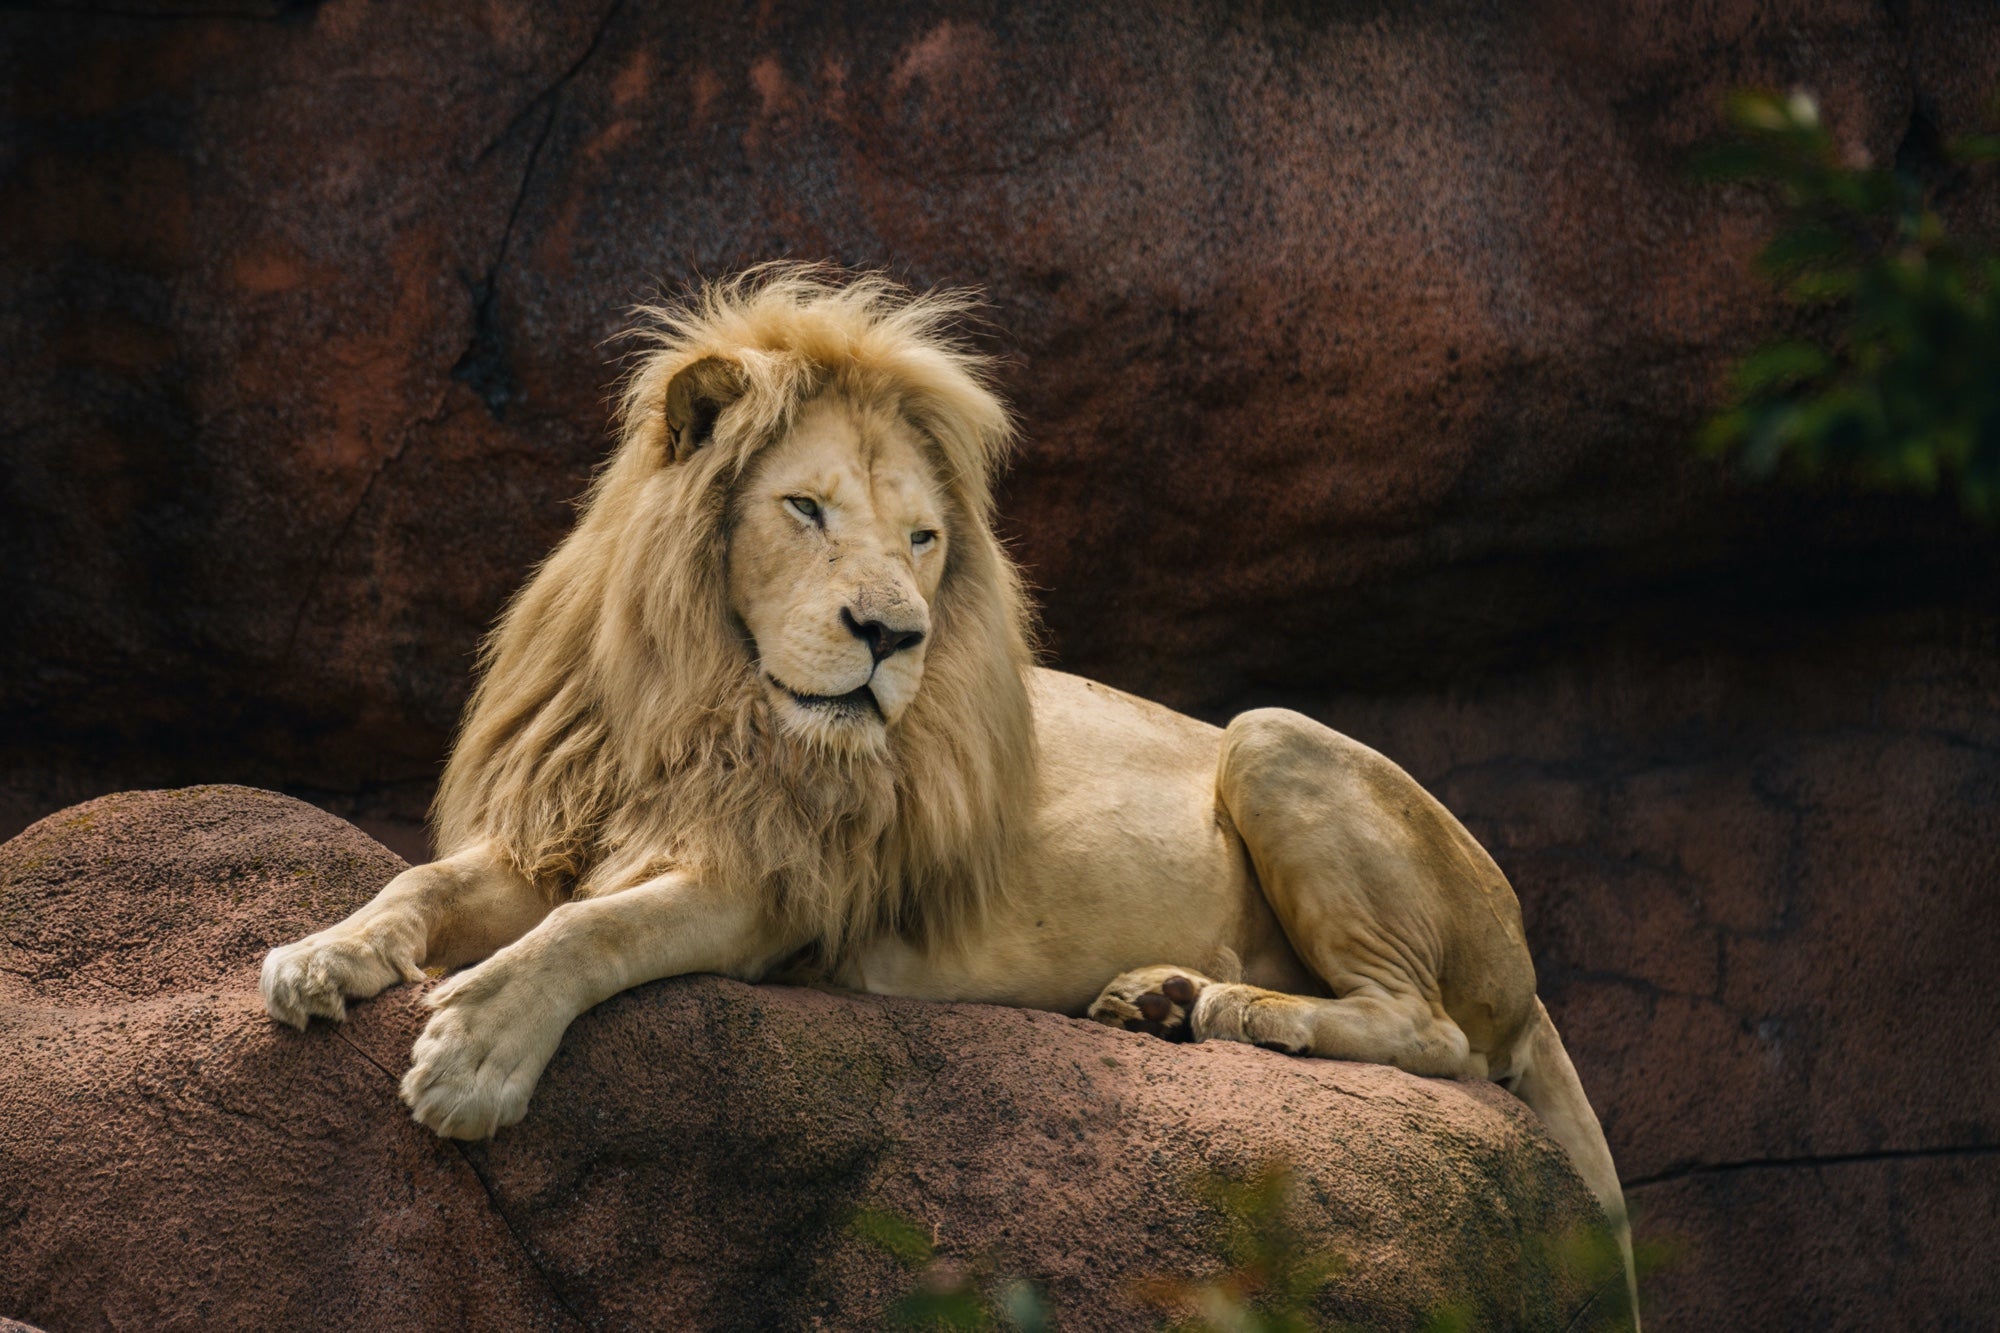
[4, 1, 1998, 1325]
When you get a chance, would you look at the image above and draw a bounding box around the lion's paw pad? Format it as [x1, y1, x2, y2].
[1088, 968, 1208, 1042]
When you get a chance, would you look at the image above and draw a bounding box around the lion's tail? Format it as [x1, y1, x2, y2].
[1511, 997, 1640, 1330]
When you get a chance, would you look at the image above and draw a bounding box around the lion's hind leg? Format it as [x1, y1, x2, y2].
[1090, 968, 1477, 1075]
[1207, 708, 1527, 1081]
[1203, 979, 1475, 1074]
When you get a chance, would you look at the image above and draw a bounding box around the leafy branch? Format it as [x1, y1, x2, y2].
[1696, 88, 2000, 516]
[1132, 1164, 1348, 1333]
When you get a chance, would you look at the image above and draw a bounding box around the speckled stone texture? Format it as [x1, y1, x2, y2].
[0, 786, 1619, 1331]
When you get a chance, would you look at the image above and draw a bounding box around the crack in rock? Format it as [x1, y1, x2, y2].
[333, 1025, 589, 1329]
[1624, 1142, 2000, 1191]
[453, 0, 624, 420]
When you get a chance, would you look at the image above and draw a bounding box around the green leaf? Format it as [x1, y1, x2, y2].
[1730, 342, 1830, 393]
[1726, 88, 1813, 133]
[994, 1280, 1049, 1333]
[890, 1286, 994, 1331]
[852, 1208, 937, 1269]
[1755, 224, 1857, 277]
[1740, 404, 1804, 475]
[1949, 132, 2000, 163]
[1783, 268, 1862, 302]
[1697, 408, 1749, 458]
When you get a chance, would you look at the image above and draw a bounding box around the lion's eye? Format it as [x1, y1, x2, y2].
[911, 529, 938, 550]
[785, 496, 821, 523]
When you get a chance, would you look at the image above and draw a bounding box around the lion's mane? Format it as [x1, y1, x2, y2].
[432, 265, 1037, 961]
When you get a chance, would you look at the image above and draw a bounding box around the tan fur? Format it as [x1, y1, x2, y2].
[262, 265, 1637, 1327]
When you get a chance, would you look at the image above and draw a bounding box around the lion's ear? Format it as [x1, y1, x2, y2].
[662, 356, 746, 463]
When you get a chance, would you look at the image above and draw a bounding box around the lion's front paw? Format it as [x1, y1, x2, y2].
[1088, 966, 1213, 1041]
[260, 932, 422, 1030]
[400, 965, 564, 1140]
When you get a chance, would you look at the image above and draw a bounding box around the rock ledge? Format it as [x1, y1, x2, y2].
[0, 787, 1613, 1330]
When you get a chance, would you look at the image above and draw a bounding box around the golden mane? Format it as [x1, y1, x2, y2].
[432, 264, 1037, 961]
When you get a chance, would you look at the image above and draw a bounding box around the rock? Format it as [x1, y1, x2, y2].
[0, 788, 566, 1329]
[0, 786, 1619, 1330]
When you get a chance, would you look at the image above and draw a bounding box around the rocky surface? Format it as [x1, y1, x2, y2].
[0, 786, 1619, 1331]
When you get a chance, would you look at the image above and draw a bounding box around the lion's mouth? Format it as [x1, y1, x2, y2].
[768, 675, 881, 720]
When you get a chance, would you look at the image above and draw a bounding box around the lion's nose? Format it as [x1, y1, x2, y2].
[841, 607, 925, 661]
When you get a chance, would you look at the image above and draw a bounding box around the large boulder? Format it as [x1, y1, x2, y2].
[0, 786, 1620, 1330]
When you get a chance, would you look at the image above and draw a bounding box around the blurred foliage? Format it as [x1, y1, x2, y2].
[851, 1206, 1049, 1332]
[1132, 1163, 1347, 1333]
[1695, 88, 2000, 516]
[856, 1161, 1664, 1332]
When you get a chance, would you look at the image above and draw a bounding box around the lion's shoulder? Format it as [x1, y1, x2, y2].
[1028, 667, 1222, 778]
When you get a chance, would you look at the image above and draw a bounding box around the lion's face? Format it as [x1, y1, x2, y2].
[728, 393, 948, 750]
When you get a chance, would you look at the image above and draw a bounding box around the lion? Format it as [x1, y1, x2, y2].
[261, 264, 1638, 1324]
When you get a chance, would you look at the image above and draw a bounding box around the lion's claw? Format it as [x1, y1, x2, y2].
[260, 933, 418, 1029]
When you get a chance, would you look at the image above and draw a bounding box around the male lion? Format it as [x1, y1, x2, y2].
[263, 265, 1637, 1321]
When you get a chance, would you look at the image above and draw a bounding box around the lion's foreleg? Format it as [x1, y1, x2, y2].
[261, 841, 545, 1029]
[400, 869, 783, 1139]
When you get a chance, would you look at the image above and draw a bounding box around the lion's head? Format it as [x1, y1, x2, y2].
[432, 265, 1037, 959]
[725, 390, 948, 750]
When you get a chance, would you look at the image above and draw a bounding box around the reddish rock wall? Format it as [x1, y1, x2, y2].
[4, 0, 1997, 789]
